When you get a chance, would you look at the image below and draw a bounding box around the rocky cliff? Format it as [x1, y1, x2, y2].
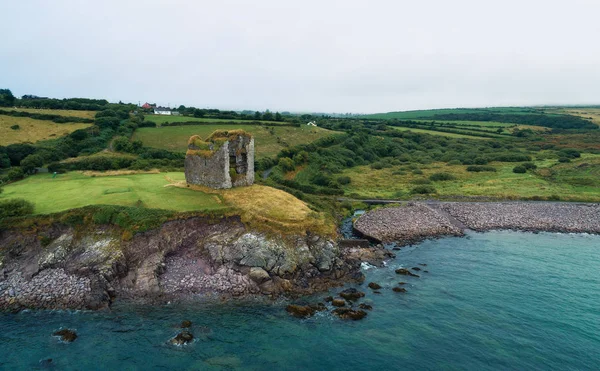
[0, 216, 390, 311]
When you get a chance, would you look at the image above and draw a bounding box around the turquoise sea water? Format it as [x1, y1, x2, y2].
[1, 231, 599, 370]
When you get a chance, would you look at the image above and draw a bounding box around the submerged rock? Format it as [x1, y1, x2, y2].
[332, 299, 346, 307]
[324, 296, 334, 302]
[181, 320, 192, 328]
[411, 267, 421, 271]
[368, 282, 382, 290]
[332, 308, 368, 320]
[53, 329, 77, 342]
[395, 268, 419, 277]
[309, 303, 327, 312]
[286, 304, 316, 318]
[171, 331, 194, 345]
[358, 303, 372, 310]
[392, 287, 407, 293]
[339, 288, 365, 301]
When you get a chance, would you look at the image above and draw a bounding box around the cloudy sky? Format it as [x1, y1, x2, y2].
[2, 0, 599, 113]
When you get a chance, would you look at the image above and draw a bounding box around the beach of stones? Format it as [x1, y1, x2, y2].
[354, 202, 600, 244]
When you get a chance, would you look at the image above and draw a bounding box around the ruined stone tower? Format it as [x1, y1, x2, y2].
[184, 130, 255, 189]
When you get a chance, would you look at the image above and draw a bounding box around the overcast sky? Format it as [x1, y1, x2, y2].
[2, 0, 599, 113]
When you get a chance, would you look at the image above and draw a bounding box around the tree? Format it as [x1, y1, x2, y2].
[20, 154, 44, 174]
[278, 157, 295, 172]
[112, 136, 134, 153]
[275, 112, 283, 121]
[254, 111, 262, 120]
[0, 89, 16, 107]
[7, 167, 25, 181]
[263, 110, 274, 121]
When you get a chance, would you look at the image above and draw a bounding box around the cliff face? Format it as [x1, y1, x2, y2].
[0, 216, 387, 311]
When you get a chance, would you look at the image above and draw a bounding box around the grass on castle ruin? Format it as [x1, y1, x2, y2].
[0, 115, 92, 146]
[132, 124, 340, 159]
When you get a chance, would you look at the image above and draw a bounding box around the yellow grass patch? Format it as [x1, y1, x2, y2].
[556, 108, 600, 126]
[4, 107, 97, 120]
[0, 115, 92, 145]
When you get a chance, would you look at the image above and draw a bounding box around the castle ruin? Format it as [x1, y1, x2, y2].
[184, 130, 255, 189]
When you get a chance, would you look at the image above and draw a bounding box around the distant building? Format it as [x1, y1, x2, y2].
[141, 102, 154, 109]
[307, 121, 317, 127]
[154, 107, 172, 115]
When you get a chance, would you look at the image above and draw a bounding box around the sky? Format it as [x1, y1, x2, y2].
[1, 0, 600, 113]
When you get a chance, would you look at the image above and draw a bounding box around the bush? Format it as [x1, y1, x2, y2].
[446, 160, 461, 166]
[0, 199, 35, 219]
[411, 185, 436, 194]
[7, 167, 25, 181]
[412, 178, 432, 185]
[412, 169, 423, 175]
[10, 124, 19, 130]
[370, 162, 384, 170]
[429, 172, 456, 181]
[392, 170, 407, 175]
[521, 162, 537, 170]
[558, 148, 581, 159]
[558, 157, 571, 163]
[278, 157, 295, 172]
[466, 165, 497, 172]
[513, 165, 527, 173]
[337, 176, 351, 185]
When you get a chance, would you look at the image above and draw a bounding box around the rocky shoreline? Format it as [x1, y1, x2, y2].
[0, 216, 391, 311]
[354, 202, 600, 244]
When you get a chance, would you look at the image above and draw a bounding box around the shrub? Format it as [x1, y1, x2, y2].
[474, 157, 489, 165]
[558, 148, 581, 159]
[412, 169, 423, 175]
[392, 170, 407, 175]
[277, 157, 295, 172]
[7, 167, 25, 181]
[337, 176, 351, 185]
[558, 157, 571, 163]
[412, 178, 432, 185]
[466, 165, 497, 172]
[411, 185, 436, 194]
[446, 160, 461, 166]
[0, 199, 35, 219]
[513, 165, 527, 173]
[370, 162, 384, 170]
[10, 124, 19, 130]
[521, 162, 537, 170]
[429, 172, 456, 181]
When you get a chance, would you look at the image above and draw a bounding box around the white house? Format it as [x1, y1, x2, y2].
[307, 121, 317, 127]
[154, 107, 172, 115]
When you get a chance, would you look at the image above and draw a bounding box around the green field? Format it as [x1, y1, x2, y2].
[3, 107, 97, 120]
[336, 154, 600, 201]
[132, 124, 340, 159]
[390, 126, 492, 139]
[0, 115, 92, 146]
[0, 172, 226, 214]
[145, 115, 283, 126]
[364, 107, 541, 120]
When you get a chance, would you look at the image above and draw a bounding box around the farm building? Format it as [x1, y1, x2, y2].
[154, 107, 172, 115]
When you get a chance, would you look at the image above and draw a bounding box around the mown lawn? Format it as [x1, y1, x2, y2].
[132, 124, 340, 159]
[337, 154, 600, 201]
[0, 172, 226, 214]
[0, 115, 92, 146]
[3, 108, 97, 120]
[144, 115, 284, 126]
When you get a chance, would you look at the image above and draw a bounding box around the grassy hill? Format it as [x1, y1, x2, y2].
[0, 115, 92, 146]
[2, 107, 97, 120]
[144, 115, 284, 126]
[132, 124, 340, 159]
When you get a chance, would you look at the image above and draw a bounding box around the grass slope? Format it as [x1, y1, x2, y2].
[0, 115, 92, 146]
[132, 124, 340, 159]
[390, 126, 492, 139]
[337, 154, 600, 202]
[4, 108, 97, 120]
[364, 107, 540, 120]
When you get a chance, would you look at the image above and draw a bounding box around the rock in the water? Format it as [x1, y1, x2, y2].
[411, 267, 421, 271]
[395, 268, 419, 277]
[419, 263, 427, 266]
[53, 329, 77, 342]
[309, 303, 327, 312]
[332, 299, 346, 307]
[248, 267, 270, 284]
[398, 282, 406, 285]
[358, 303, 372, 310]
[332, 308, 368, 320]
[324, 296, 334, 302]
[393, 287, 407, 293]
[171, 331, 194, 345]
[286, 304, 316, 318]
[39, 358, 53, 367]
[181, 320, 192, 328]
[368, 282, 382, 290]
[339, 288, 365, 301]
[373, 291, 381, 294]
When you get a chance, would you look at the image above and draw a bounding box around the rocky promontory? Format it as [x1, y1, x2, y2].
[0, 216, 390, 311]
[354, 202, 600, 244]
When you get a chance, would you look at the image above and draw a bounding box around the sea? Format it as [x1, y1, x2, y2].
[1, 230, 599, 370]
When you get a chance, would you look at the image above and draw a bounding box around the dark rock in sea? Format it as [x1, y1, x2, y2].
[309, 303, 327, 312]
[358, 303, 372, 310]
[39, 358, 53, 367]
[392, 247, 401, 251]
[419, 263, 427, 266]
[324, 296, 333, 302]
[395, 268, 420, 277]
[393, 287, 407, 293]
[181, 320, 192, 328]
[286, 304, 316, 318]
[53, 329, 77, 342]
[332, 308, 368, 320]
[411, 267, 421, 271]
[368, 282, 382, 290]
[171, 331, 194, 345]
[332, 299, 346, 307]
[373, 291, 381, 294]
[424, 270, 429, 273]
[339, 288, 365, 301]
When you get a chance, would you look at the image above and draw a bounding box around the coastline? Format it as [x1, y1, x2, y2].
[354, 201, 600, 244]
